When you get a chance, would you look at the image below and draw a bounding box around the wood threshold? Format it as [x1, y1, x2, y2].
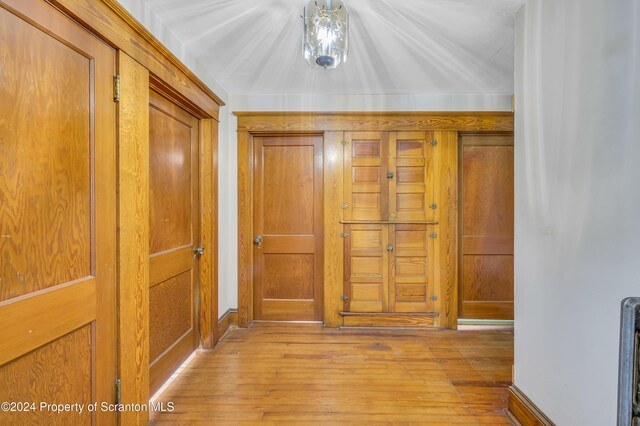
[340, 311, 439, 317]
[508, 385, 555, 426]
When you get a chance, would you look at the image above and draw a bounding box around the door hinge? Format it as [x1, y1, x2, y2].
[340, 203, 350, 209]
[341, 140, 348, 146]
[113, 75, 120, 102]
[341, 295, 349, 301]
[430, 140, 438, 146]
[340, 232, 349, 238]
[429, 203, 438, 209]
[430, 295, 438, 301]
[429, 232, 438, 238]
[115, 378, 121, 405]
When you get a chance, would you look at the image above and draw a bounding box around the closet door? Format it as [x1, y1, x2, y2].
[343, 132, 389, 221]
[148, 91, 200, 394]
[389, 132, 435, 221]
[389, 225, 437, 312]
[343, 224, 389, 312]
[459, 134, 514, 320]
[0, 0, 116, 423]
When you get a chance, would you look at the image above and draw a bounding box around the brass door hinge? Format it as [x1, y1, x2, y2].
[113, 75, 120, 102]
[341, 140, 348, 146]
[340, 203, 349, 209]
[340, 232, 349, 238]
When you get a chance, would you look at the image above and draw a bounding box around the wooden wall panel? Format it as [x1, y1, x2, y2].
[344, 224, 389, 312]
[116, 51, 150, 425]
[344, 132, 389, 221]
[323, 132, 345, 327]
[235, 112, 513, 132]
[0, 326, 92, 425]
[433, 131, 459, 328]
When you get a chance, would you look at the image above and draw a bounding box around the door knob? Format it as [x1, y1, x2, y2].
[193, 246, 204, 256]
[254, 236, 262, 248]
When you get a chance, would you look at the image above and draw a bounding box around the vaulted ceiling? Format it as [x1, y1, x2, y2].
[126, 0, 524, 96]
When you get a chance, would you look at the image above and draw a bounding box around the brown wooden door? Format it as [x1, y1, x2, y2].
[389, 225, 437, 312]
[459, 134, 514, 320]
[148, 91, 200, 394]
[343, 224, 389, 312]
[253, 135, 323, 321]
[0, 0, 117, 423]
[389, 132, 435, 221]
[343, 132, 389, 221]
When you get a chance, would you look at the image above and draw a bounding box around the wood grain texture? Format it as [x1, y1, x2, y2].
[235, 112, 514, 132]
[116, 51, 150, 425]
[0, 4, 91, 301]
[459, 134, 514, 320]
[323, 132, 345, 327]
[237, 131, 253, 327]
[148, 90, 200, 395]
[433, 131, 459, 329]
[43, 0, 224, 112]
[341, 312, 438, 327]
[0, 325, 92, 426]
[253, 136, 323, 321]
[150, 323, 514, 424]
[199, 119, 216, 349]
[508, 385, 555, 425]
[0, 2, 117, 422]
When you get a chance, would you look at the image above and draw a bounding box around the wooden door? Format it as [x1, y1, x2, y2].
[253, 135, 323, 321]
[389, 132, 435, 221]
[389, 225, 436, 312]
[0, 0, 116, 423]
[459, 134, 514, 320]
[344, 132, 389, 221]
[343, 224, 389, 312]
[148, 91, 200, 394]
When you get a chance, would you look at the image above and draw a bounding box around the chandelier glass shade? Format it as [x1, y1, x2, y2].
[303, 0, 349, 69]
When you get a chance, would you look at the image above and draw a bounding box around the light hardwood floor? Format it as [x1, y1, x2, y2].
[150, 323, 514, 425]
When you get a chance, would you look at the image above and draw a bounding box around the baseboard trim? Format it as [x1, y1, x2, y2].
[217, 308, 238, 341]
[508, 385, 555, 426]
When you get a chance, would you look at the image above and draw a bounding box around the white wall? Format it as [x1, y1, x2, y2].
[514, 1, 640, 424]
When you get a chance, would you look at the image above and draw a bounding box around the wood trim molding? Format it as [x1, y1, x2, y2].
[235, 112, 513, 132]
[116, 52, 150, 425]
[49, 0, 224, 115]
[217, 309, 238, 341]
[340, 312, 438, 328]
[237, 131, 253, 327]
[508, 385, 555, 426]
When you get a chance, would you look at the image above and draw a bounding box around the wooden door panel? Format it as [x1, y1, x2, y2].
[344, 132, 389, 220]
[343, 224, 389, 312]
[253, 136, 323, 321]
[389, 132, 434, 221]
[149, 91, 199, 394]
[459, 135, 514, 320]
[0, 0, 116, 423]
[389, 225, 436, 312]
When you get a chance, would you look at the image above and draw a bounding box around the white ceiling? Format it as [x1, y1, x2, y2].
[132, 0, 524, 96]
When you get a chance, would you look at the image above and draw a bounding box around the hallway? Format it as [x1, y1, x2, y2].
[150, 324, 514, 424]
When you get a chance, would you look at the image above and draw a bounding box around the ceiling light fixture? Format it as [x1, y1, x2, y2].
[303, 0, 349, 69]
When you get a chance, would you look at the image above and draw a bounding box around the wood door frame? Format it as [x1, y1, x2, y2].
[457, 131, 515, 321]
[237, 112, 513, 329]
[238, 132, 325, 327]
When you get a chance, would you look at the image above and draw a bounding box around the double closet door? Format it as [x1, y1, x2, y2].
[342, 132, 438, 314]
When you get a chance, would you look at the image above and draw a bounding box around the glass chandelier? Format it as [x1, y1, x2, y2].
[303, 0, 349, 69]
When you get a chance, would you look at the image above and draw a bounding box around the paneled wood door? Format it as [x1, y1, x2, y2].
[148, 91, 200, 394]
[459, 134, 514, 320]
[343, 132, 389, 221]
[253, 135, 323, 321]
[0, 0, 116, 423]
[389, 225, 437, 312]
[389, 132, 435, 221]
[343, 224, 389, 312]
